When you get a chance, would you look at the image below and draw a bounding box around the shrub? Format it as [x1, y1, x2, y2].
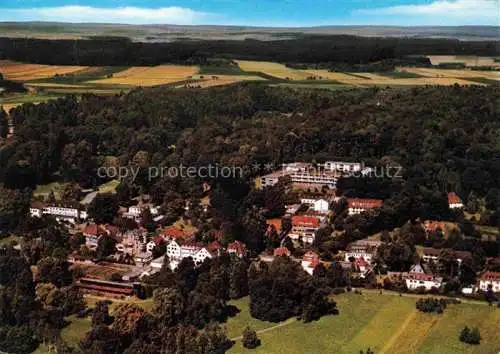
[242, 327, 261, 349]
[415, 298, 451, 313]
[459, 326, 481, 344]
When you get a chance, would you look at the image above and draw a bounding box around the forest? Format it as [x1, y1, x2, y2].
[0, 35, 498, 66]
[1, 83, 498, 252]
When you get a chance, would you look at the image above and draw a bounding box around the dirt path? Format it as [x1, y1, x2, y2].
[230, 318, 297, 341]
[379, 310, 417, 354]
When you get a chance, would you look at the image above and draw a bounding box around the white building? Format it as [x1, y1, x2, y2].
[30, 202, 88, 223]
[324, 161, 362, 173]
[165, 240, 213, 265]
[123, 204, 160, 221]
[347, 198, 383, 215]
[344, 243, 378, 263]
[146, 240, 157, 253]
[405, 273, 443, 291]
[134, 252, 153, 266]
[448, 192, 464, 209]
[479, 272, 500, 293]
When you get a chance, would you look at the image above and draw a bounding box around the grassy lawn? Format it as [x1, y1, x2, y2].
[98, 179, 120, 193]
[34, 181, 68, 200]
[34, 291, 500, 353]
[227, 292, 500, 354]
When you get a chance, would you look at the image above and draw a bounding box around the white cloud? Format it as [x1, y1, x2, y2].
[355, 0, 499, 25]
[1, 6, 215, 25]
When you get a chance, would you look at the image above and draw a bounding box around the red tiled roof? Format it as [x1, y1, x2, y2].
[274, 247, 291, 257]
[208, 241, 223, 252]
[266, 218, 282, 232]
[480, 272, 500, 282]
[292, 215, 320, 227]
[448, 192, 462, 205]
[81, 224, 107, 237]
[228, 240, 246, 252]
[153, 236, 165, 245]
[30, 201, 47, 209]
[423, 220, 446, 232]
[347, 198, 383, 209]
[303, 251, 320, 264]
[163, 226, 193, 240]
[355, 257, 369, 268]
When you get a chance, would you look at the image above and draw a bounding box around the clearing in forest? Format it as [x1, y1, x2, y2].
[0, 60, 87, 81]
[236, 60, 316, 80]
[87, 65, 199, 86]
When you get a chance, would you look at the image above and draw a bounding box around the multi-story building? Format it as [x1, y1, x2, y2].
[289, 215, 322, 244]
[448, 192, 464, 209]
[344, 242, 378, 263]
[123, 204, 160, 221]
[301, 251, 320, 275]
[421, 247, 471, 264]
[478, 272, 500, 293]
[30, 202, 88, 223]
[324, 161, 363, 173]
[405, 273, 443, 291]
[346, 198, 383, 215]
[227, 240, 247, 258]
[165, 240, 213, 265]
[81, 223, 109, 247]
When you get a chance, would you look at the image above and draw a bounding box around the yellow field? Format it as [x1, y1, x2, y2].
[236, 60, 315, 80]
[25, 83, 88, 88]
[181, 75, 265, 88]
[87, 65, 199, 86]
[401, 67, 500, 80]
[301, 70, 366, 82]
[1, 103, 22, 113]
[427, 55, 500, 67]
[0, 60, 87, 81]
[298, 71, 482, 86]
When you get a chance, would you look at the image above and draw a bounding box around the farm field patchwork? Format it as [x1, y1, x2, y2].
[87, 65, 199, 86]
[0, 60, 87, 81]
[426, 55, 500, 67]
[401, 67, 500, 80]
[182, 74, 266, 88]
[236, 60, 317, 80]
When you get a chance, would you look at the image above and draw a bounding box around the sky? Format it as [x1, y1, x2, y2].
[0, 0, 498, 26]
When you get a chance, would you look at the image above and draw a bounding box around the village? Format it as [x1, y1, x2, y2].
[27, 160, 500, 300]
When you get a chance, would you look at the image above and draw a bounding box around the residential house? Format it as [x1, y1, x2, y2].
[405, 273, 443, 291]
[346, 198, 383, 215]
[227, 240, 247, 258]
[162, 226, 194, 242]
[423, 220, 446, 234]
[165, 240, 213, 265]
[207, 241, 223, 257]
[289, 215, 322, 244]
[81, 223, 109, 248]
[478, 272, 500, 293]
[448, 192, 463, 209]
[421, 247, 471, 264]
[300, 197, 330, 214]
[344, 242, 378, 263]
[301, 251, 320, 275]
[134, 252, 153, 266]
[273, 247, 291, 257]
[123, 203, 160, 221]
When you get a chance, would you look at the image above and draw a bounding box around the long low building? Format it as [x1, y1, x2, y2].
[30, 202, 88, 223]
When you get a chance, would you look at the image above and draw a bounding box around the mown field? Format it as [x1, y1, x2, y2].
[227, 292, 500, 354]
[38, 291, 500, 354]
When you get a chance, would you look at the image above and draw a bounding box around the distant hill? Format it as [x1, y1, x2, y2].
[0, 22, 498, 42]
